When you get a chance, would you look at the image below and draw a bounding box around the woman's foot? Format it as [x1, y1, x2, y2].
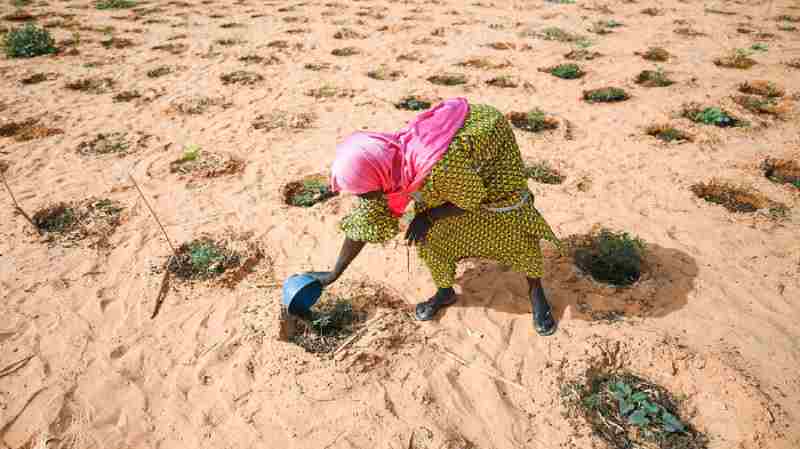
[415, 287, 457, 321]
[529, 278, 557, 336]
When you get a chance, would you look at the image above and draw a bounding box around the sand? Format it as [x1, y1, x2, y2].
[1, 0, 799, 448]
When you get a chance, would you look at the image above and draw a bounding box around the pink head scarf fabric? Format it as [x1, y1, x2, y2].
[330, 98, 470, 217]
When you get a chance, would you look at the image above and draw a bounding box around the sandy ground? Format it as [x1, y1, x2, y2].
[1, 0, 800, 448]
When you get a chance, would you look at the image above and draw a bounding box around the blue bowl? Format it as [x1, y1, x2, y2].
[282, 274, 323, 315]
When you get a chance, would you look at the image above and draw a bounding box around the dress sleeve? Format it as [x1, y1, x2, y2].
[340, 197, 400, 243]
[428, 138, 488, 212]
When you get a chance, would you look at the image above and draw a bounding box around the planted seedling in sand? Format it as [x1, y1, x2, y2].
[3, 23, 57, 58]
[506, 109, 559, 133]
[100, 36, 134, 49]
[691, 181, 784, 214]
[428, 73, 467, 86]
[220, 71, 263, 86]
[331, 46, 360, 56]
[396, 96, 432, 111]
[282, 174, 337, 207]
[563, 369, 708, 449]
[570, 228, 646, 286]
[456, 57, 512, 69]
[635, 67, 674, 87]
[0, 118, 63, 142]
[170, 145, 245, 178]
[732, 95, 789, 117]
[76, 132, 143, 156]
[751, 42, 768, 52]
[542, 63, 584, 79]
[287, 296, 366, 353]
[64, 77, 115, 94]
[714, 49, 757, 69]
[762, 158, 800, 189]
[646, 124, 691, 143]
[589, 19, 623, 35]
[334, 27, 367, 39]
[367, 66, 403, 81]
[682, 104, 742, 127]
[583, 87, 630, 103]
[564, 48, 602, 60]
[486, 75, 518, 88]
[95, 0, 136, 9]
[168, 237, 241, 280]
[637, 47, 670, 62]
[524, 161, 565, 184]
[738, 80, 784, 98]
[252, 111, 315, 132]
[539, 26, 583, 42]
[32, 198, 125, 247]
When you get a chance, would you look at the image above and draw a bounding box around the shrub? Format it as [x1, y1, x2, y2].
[547, 63, 584, 79]
[583, 87, 630, 103]
[507, 109, 559, 133]
[95, 0, 136, 10]
[574, 229, 645, 286]
[3, 23, 57, 58]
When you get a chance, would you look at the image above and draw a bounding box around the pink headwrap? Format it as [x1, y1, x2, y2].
[330, 98, 470, 217]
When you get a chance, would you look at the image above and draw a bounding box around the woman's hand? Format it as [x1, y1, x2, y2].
[305, 271, 338, 287]
[405, 212, 433, 245]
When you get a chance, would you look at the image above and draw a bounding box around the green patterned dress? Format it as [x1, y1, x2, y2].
[340, 104, 561, 288]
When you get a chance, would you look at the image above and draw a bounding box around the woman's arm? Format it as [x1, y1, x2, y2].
[308, 237, 366, 286]
[405, 202, 465, 244]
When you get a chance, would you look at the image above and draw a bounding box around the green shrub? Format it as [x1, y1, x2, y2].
[3, 23, 57, 58]
[169, 238, 241, 280]
[549, 63, 584, 79]
[507, 109, 559, 133]
[683, 105, 740, 127]
[290, 179, 336, 207]
[32, 203, 76, 233]
[95, 0, 136, 9]
[396, 96, 431, 111]
[574, 229, 645, 286]
[583, 87, 630, 103]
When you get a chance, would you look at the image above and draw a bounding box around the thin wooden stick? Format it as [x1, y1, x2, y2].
[129, 174, 177, 256]
[150, 255, 173, 319]
[0, 170, 43, 236]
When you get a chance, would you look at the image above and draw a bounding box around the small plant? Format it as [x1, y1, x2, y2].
[95, 0, 136, 9]
[690, 181, 771, 213]
[177, 144, 200, 163]
[367, 66, 403, 81]
[396, 96, 432, 111]
[732, 95, 785, 116]
[3, 23, 57, 58]
[506, 109, 559, 133]
[583, 87, 630, 103]
[564, 49, 602, 60]
[641, 7, 662, 16]
[751, 42, 768, 52]
[544, 63, 584, 79]
[540, 26, 582, 42]
[64, 77, 115, 94]
[169, 238, 241, 280]
[573, 229, 645, 286]
[428, 72, 467, 86]
[252, 110, 315, 132]
[331, 46, 360, 56]
[646, 124, 691, 143]
[147, 65, 173, 78]
[333, 27, 367, 39]
[287, 296, 366, 353]
[714, 49, 757, 69]
[682, 104, 741, 127]
[33, 203, 77, 233]
[635, 67, 674, 87]
[456, 57, 512, 69]
[284, 177, 337, 207]
[762, 158, 800, 189]
[220, 71, 263, 85]
[100, 37, 135, 49]
[590, 19, 623, 34]
[524, 161, 565, 184]
[0, 118, 63, 142]
[76, 132, 132, 156]
[485, 75, 518, 88]
[12, 0, 33, 6]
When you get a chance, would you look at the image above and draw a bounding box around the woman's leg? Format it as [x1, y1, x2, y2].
[527, 277, 557, 336]
[415, 287, 457, 321]
[416, 235, 459, 321]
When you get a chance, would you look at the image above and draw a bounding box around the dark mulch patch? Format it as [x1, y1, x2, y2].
[732, 95, 791, 117]
[367, 66, 403, 81]
[169, 147, 245, 178]
[396, 96, 433, 111]
[485, 75, 518, 88]
[220, 71, 263, 85]
[524, 161, 565, 184]
[506, 109, 559, 133]
[282, 174, 337, 207]
[0, 118, 63, 142]
[76, 131, 147, 156]
[100, 36, 135, 49]
[583, 87, 630, 103]
[635, 69, 674, 87]
[331, 46, 360, 56]
[32, 198, 125, 247]
[252, 111, 315, 132]
[564, 49, 603, 61]
[152, 42, 187, 54]
[287, 297, 366, 353]
[569, 228, 646, 287]
[427, 72, 467, 85]
[456, 56, 512, 69]
[168, 237, 241, 280]
[563, 370, 708, 449]
[690, 181, 776, 213]
[20, 72, 57, 85]
[645, 124, 692, 143]
[714, 51, 757, 69]
[738, 80, 784, 97]
[540, 63, 585, 79]
[64, 77, 115, 94]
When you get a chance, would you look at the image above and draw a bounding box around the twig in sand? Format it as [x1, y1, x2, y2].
[129, 174, 178, 256]
[0, 354, 35, 379]
[437, 346, 527, 392]
[150, 255, 173, 319]
[333, 312, 388, 356]
[0, 170, 43, 236]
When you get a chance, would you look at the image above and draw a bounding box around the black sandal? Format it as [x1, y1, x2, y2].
[415, 294, 457, 321]
[533, 305, 558, 336]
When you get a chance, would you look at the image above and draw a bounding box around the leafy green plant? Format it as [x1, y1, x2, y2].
[751, 42, 768, 52]
[761, 158, 800, 189]
[12, 0, 32, 6]
[396, 96, 431, 111]
[646, 124, 691, 143]
[169, 237, 240, 280]
[608, 381, 686, 432]
[178, 144, 201, 163]
[583, 87, 630, 103]
[574, 229, 645, 286]
[683, 105, 740, 127]
[507, 109, 559, 133]
[635, 67, 674, 87]
[289, 179, 336, 207]
[311, 300, 355, 335]
[547, 63, 584, 79]
[524, 161, 565, 184]
[95, 0, 136, 10]
[3, 23, 57, 58]
[33, 203, 77, 233]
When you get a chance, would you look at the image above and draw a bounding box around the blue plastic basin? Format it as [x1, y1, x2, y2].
[282, 274, 323, 315]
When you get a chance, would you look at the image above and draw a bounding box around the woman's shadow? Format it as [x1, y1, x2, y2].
[449, 243, 699, 322]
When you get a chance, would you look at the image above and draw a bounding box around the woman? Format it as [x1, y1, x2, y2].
[306, 98, 562, 336]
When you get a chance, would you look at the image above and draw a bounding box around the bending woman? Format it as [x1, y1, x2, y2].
[306, 98, 562, 336]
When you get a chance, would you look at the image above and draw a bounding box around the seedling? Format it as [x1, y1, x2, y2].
[564, 49, 602, 60]
[542, 63, 584, 79]
[33, 203, 76, 233]
[571, 228, 645, 286]
[396, 96, 432, 111]
[762, 158, 800, 189]
[427, 73, 467, 85]
[524, 161, 565, 184]
[3, 24, 57, 58]
[486, 75, 518, 88]
[732, 95, 785, 116]
[177, 144, 200, 163]
[564, 370, 708, 449]
[507, 109, 559, 133]
[690, 181, 774, 213]
[635, 67, 674, 87]
[583, 87, 630, 103]
[168, 237, 241, 280]
[95, 0, 136, 9]
[641, 7, 662, 16]
[282, 175, 337, 207]
[367, 66, 403, 81]
[64, 77, 115, 94]
[252, 111, 315, 132]
[100, 37, 134, 49]
[646, 124, 691, 143]
[739, 80, 784, 97]
[334, 28, 367, 39]
[590, 20, 623, 34]
[751, 42, 768, 52]
[32, 198, 125, 247]
[169, 147, 244, 178]
[540, 26, 583, 42]
[714, 49, 757, 69]
[220, 71, 263, 85]
[456, 57, 512, 69]
[288, 297, 365, 353]
[146, 65, 173, 78]
[76, 132, 132, 156]
[682, 104, 742, 127]
[331, 46, 360, 56]
[0, 118, 63, 142]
